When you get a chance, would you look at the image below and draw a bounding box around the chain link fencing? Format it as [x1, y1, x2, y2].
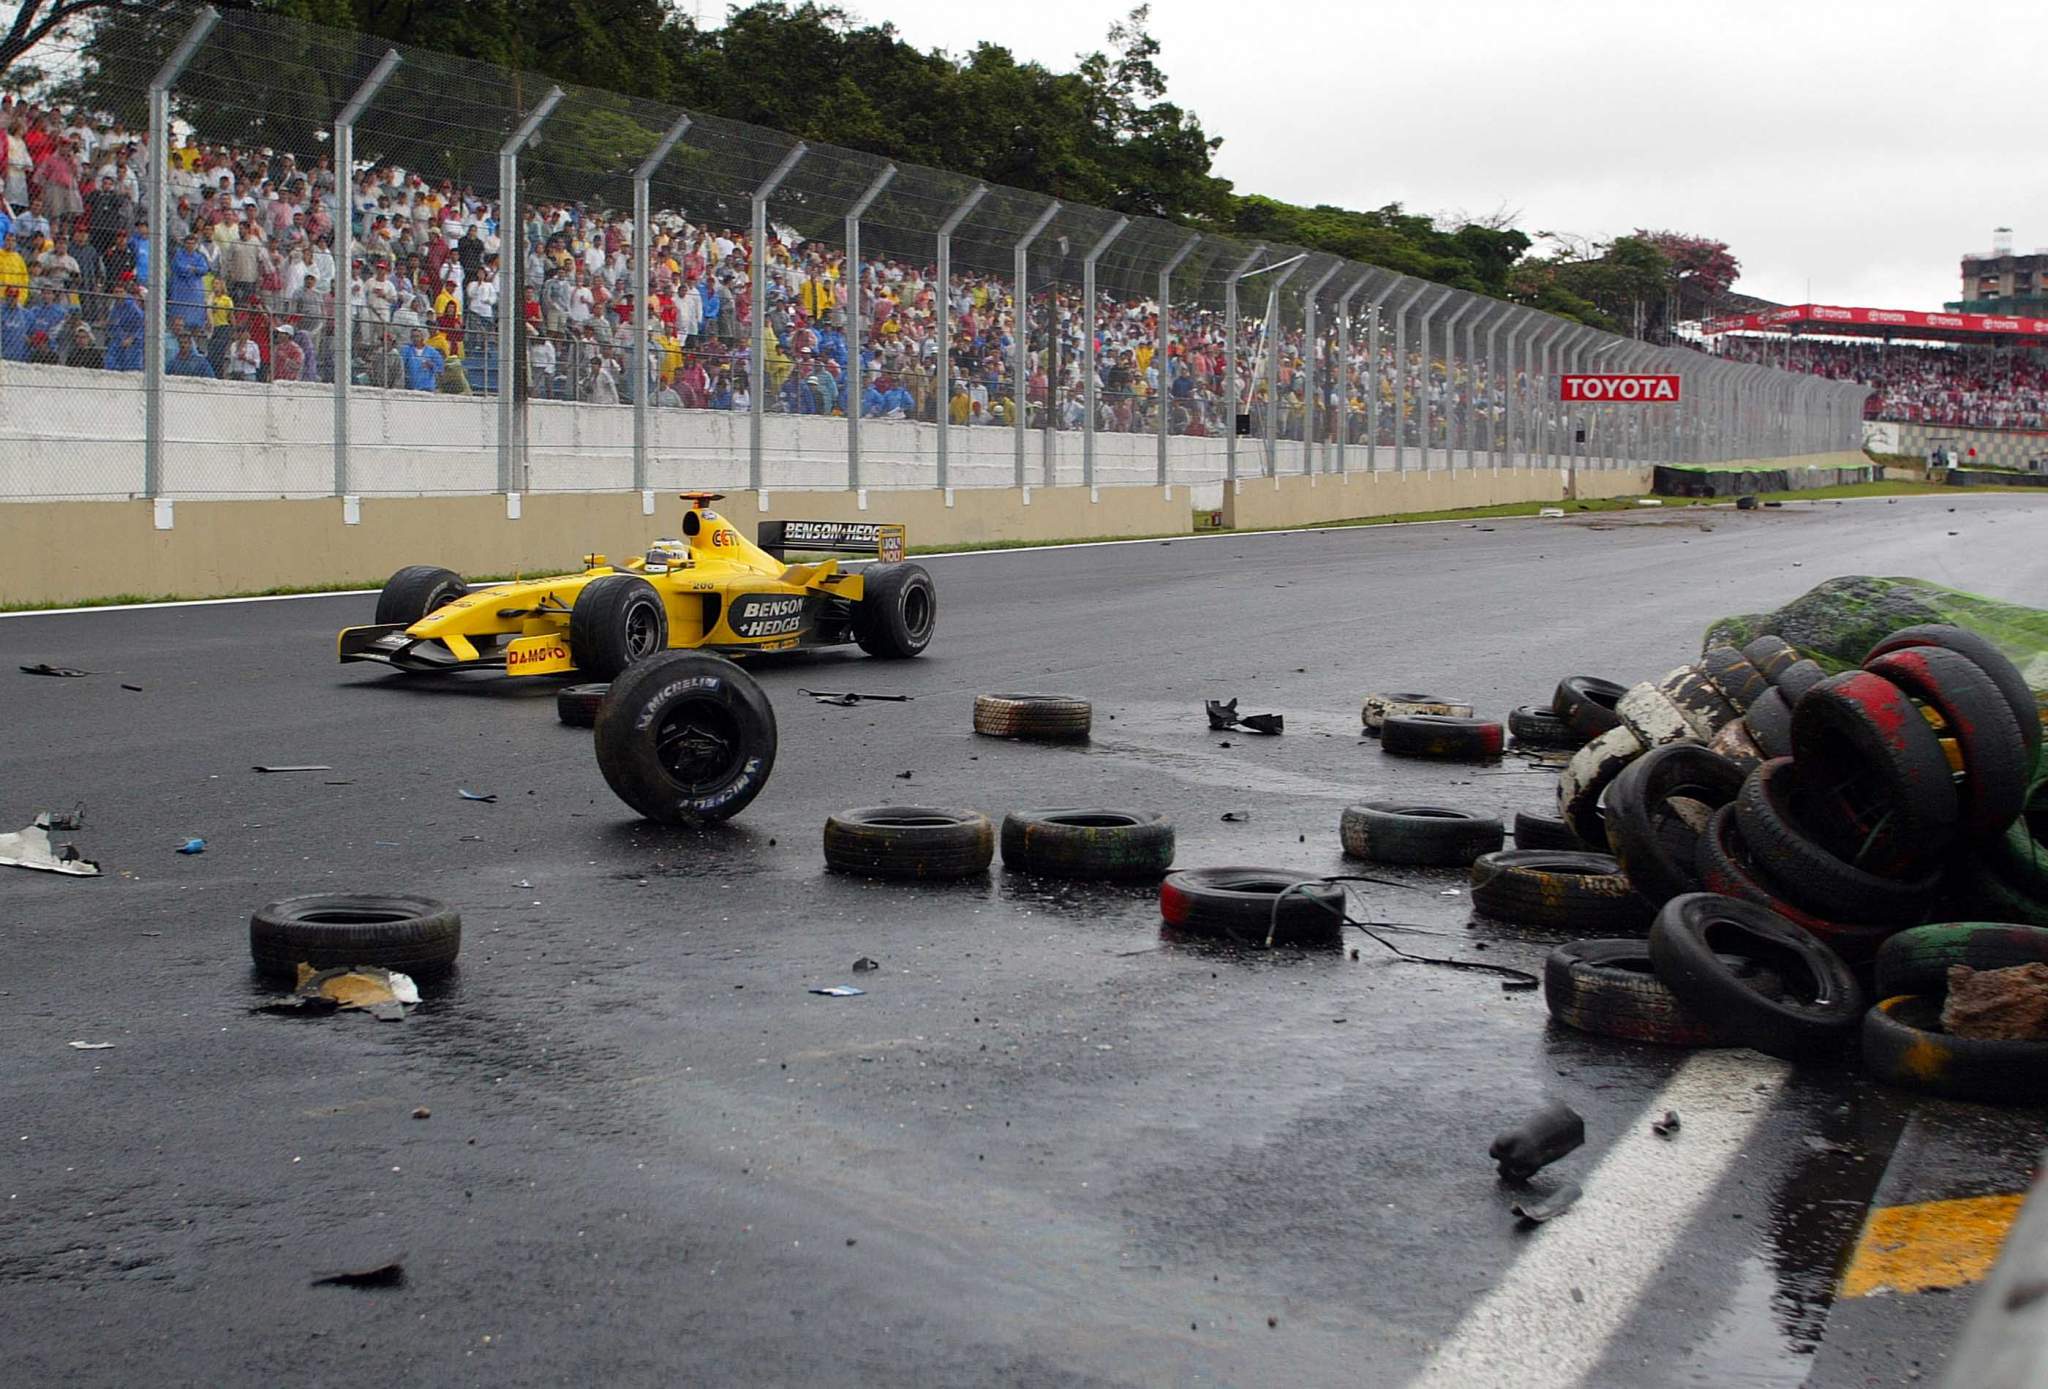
[0, 0, 1869, 506]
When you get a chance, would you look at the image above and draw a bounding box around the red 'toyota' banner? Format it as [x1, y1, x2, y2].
[1701, 304, 2048, 338]
[1559, 374, 1682, 402]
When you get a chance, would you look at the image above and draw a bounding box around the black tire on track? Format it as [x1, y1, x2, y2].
[1159, 867, 1347, 948]
[1865, 623, 2042, 768]
[1790, 670, 1960, 875]
[1469, 849, 1650, 934]
[973, 694, 1092, 741]
[1553, 675, 1626, 740]
[250, 893, 461, 982]
[1733, 758, 1938, 923]
[825, 806, 994, 879]
[1544, 938, 1779, 1047]
[1381, 714, 1505, 760]
[1742, 635, 1800, 684]
[1604, 742, 1745, 906]
[1862, 994, 2048, 1105]
[1692, 804, 1897, 964]
[374, 565, 468, 626]
[1744, 686, 1795, 760]
[594, 651, 777, 825]
[1508, 705, 1585, 750]
[570, 574, 669, 681]
[1515, 810, 1588, 852]
[1647, 893, 1862, 1060]
[1700, 644, 1769, 714]
[854, 562, 938, 658]
[556, 682, 609, 728]
[1000, 809, 1174, 880]
[1339, 803, 1504, 867]
[1875, 922, 2048, 1000]
[1772, 658, 1827, 705]
[1863, 646, 2030, 839]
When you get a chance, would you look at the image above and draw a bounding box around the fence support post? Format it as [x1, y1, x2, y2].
[1333, 270, 1372, 475]
[1010, 200, 1060, 489]
[496, 85, 564, 501]
[1155, 232, 1200, 486]
[143, 4, 220, 504]
[933, 183, 988, 494]
[1411, 290, 1450, 471]
[1078, 217, 1128, 492]
[748, 142, 807, 494]
[630, 113, 692, 495]
[1261, 260, 1301, 477]
[330, 49, 399, 503]
[1437, 297, 1472, 468]
[1298, 261, 1339, 473]
[1222, 244, 1266, 487]
[842, 162, 896, 493]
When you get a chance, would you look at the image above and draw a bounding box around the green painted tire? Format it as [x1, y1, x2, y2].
[1875, 922, 2048, 999]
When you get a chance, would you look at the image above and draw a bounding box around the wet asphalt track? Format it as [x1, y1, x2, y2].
[3, 492, 2048, 1388]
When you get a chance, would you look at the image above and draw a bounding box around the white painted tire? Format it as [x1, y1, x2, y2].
[1557, 724, 1645, 849]
[1655, 665, 1739, 740]
[1361, 692, 1474, 731]
[1617, 681, 1699, 750]
[1709, 717, 1766, 775]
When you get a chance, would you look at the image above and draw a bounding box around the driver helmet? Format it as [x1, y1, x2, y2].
[644, 537, 688, 571]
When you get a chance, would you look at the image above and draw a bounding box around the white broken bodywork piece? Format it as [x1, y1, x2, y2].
[0, 820, 101, 876]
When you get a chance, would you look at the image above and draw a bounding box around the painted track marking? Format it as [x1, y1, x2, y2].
[1408, 1050, 1790, 1389]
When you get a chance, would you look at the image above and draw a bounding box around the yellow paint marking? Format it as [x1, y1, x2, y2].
[1839, 1192, 2026, 1298]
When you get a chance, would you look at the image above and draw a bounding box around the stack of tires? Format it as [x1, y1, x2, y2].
[1539, 622, 2048, 1100]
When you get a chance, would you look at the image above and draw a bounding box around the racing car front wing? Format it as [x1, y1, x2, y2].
[338, 624, 508, 673]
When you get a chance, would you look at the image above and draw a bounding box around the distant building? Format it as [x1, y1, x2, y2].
[1950, 227, 2048, 315]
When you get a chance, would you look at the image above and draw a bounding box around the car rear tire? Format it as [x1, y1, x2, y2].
[250, 893, 461, 982]
[571, 575, 669, 681]
[374, 565, 467, 626]
[594, 652, 776, 824]
[854, 562, 937, 658]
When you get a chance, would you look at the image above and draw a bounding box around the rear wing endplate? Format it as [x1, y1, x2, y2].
[757, 520, 906, 562]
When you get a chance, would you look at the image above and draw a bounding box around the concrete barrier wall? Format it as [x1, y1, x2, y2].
[1880, 420, 2048, 470]
[0, 484, 1195, 608]
[1221, 463, 1655, 530]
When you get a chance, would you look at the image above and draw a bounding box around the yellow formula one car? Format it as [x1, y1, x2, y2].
[338, 493, 935, 678]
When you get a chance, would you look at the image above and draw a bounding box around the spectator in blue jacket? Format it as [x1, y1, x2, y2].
[167, 327, 215, 377]
[400, 326, 443, 390]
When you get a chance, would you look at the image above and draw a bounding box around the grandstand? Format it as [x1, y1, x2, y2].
[1702, 303, 2048, 433]
[0, 85, 1583, 459]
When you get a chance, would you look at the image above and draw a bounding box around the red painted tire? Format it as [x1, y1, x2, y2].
[1381, 714, 1504, 760]
[1865, 623, 2041, 768]
[1862, 646, 2029, 839]
[1733, 759, 1937, 924]
[1694, 804, 1896, 963]
[1789, 670, 1960, 876]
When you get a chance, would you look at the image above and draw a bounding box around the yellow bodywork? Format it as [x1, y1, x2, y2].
[339, 498, 905, 676]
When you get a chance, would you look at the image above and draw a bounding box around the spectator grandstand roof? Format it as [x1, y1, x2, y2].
[1703, 303, 2048, 345]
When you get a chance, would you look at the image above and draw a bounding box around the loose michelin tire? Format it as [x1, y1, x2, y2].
[251, 893, 461, 982]
[374, 565, 468, 626]
[854, 562, 938, 658]
[594, 652, 777, 824]
[570, 574, 669, 681]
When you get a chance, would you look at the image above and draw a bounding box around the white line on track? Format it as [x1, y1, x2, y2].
[0, 491, 1987, 620]
[1407, 1050, 1790, 1389]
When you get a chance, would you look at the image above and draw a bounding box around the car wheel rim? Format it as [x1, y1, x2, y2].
[901, 583, 933, 639]
[625, 601, 661, 658]
[654, 699, 742, 791]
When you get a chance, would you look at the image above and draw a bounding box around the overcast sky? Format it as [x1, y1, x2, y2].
[790, 0, 2047, 311]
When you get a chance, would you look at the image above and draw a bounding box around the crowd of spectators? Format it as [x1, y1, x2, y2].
[1711, 335, 2048, 431]
[2, 89, 1558, 450]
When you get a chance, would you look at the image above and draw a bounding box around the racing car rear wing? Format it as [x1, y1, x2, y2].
[757, 520, 907, 563]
